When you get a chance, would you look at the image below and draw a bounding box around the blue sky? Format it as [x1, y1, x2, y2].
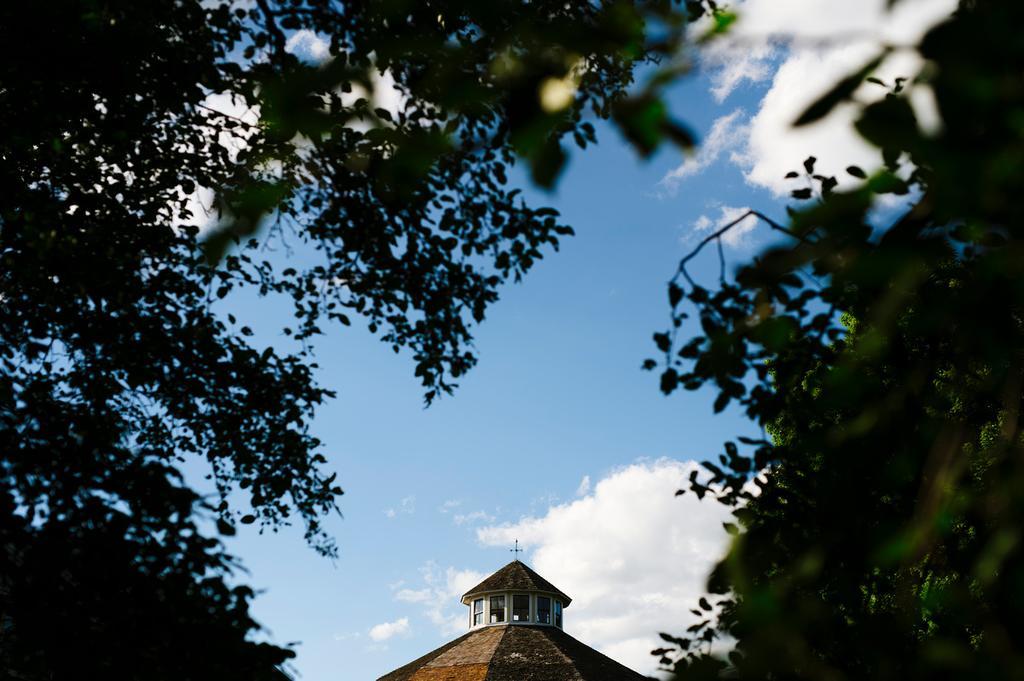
[199, 3, 956, 679]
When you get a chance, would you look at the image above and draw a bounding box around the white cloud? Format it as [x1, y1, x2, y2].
[339, 67, 408, 131]
[394, 587, 433, 604]
[476, 459, 734, 676]
[392, 562, 488, 638]
[671, 0, 957, 196]
[690, 205, 759, 248]
[731, 0, 956, 43]
[285, 29, 331, 63]
[658, 109, 749, 193]
[177, 186, 220, 234]
[692, 215, 713, 232]
[741, 0, 954, 193]
[702, 40, 777, 103]
[369, 617, 410, 642]
[384, 495, 416, 519]
[741, 43, 929, 196]
[366, 69, 406, 119]
[438, 499, 462, 514]
[453, 510, 496, 526]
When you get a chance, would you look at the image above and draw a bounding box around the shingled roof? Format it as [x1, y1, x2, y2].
[461, 561, 572, 605]
[376, 624, 650, 681]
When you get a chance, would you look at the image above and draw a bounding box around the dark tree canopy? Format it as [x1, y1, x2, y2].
[653, 1, 1024, 679]
[0, 0, 712, 678]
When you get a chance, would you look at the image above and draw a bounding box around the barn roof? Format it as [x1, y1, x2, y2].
[376, 624, 650, 681]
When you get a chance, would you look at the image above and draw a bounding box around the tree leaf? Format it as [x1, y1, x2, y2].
[669, 282, 684, 307]
[794, 52, 887, 126]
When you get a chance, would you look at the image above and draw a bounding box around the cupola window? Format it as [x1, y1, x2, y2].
[472, 598, 484, 626]
[489, 595, 506, 623]
[554, 600, 563, 628]
[536, 596, 551, 624]
[512, 594, 530, 622]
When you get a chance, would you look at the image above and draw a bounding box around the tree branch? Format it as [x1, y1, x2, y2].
[673, 209, 803, 288]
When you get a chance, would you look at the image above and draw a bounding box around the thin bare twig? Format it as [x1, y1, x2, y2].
[674, 210, 803, 287]
[717, 233, 726, 284]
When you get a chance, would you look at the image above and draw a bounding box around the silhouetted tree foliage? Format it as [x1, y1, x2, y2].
[651, 1, 1024, 679]
[0, 0, 718, 678]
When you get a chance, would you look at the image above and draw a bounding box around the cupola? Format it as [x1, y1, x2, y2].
[460, 559, 571, 630]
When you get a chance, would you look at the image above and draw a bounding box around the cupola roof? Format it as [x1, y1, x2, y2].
[461, 560, 572, 606]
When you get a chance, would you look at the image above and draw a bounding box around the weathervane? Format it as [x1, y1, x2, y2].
[510, 539, 523, 560]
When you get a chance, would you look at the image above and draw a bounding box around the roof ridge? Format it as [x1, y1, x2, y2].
[377, 628, 477, 681]
[544, 627, 650, 679]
